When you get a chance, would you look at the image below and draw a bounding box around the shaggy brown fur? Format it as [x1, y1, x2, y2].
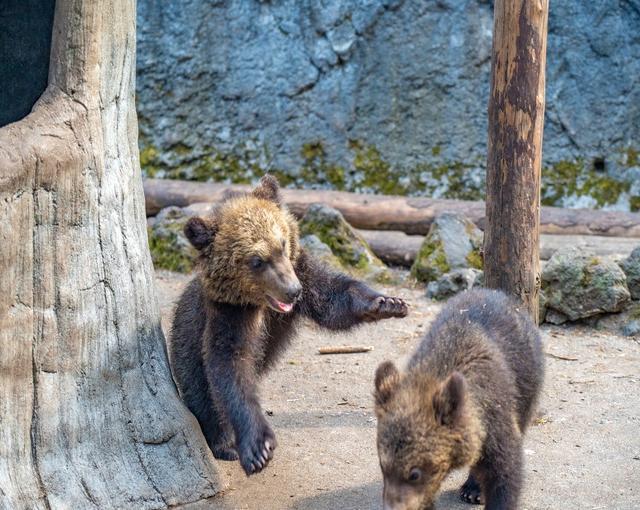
[374, 289, 544, 510]
[169, 175, 409, 476]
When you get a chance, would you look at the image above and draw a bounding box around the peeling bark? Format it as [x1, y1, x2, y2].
[484, 0, 549, 321]
[0, 1, 223, 508]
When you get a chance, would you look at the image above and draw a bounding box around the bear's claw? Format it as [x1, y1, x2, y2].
[239, 426, 277, 475]
[364, 296, 409, 321]
[460, 476, 484, 505]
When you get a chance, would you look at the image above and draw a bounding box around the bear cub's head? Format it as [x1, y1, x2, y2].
[184, 175, 302, 311]
[374, 361, 481, 510]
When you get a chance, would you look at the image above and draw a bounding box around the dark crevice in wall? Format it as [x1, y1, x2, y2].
[0, 0, 56, 127]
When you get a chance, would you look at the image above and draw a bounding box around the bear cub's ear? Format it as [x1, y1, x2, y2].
[252, 174, 281, 205]
[432, 371, 466, 427]
[374, 361, 401, 409]
[184, 216, 217, 250]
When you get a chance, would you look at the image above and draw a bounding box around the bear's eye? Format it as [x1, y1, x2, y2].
[407, 467, 423, 483]
[250, 256, 265, 270]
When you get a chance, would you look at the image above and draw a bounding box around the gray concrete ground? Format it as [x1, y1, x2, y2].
[156, 271, 640, 510]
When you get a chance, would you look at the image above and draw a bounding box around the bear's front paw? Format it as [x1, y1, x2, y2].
[362, 295, 409, 321]
[238, 424, 277, 475]
[460, 475, 484, 505]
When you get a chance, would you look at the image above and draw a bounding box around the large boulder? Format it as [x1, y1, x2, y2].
[411, 213, 483, 283]
[542, 247, 630, 321]
[299, 203, 392, 283]
[620, 246, 640, 299]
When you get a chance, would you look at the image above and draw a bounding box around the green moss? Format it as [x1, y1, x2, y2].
[466, 250, 483, 270]
[300, 142, 347, 190]
[349, 140, 409, 195]
[415, 161, 485, 201]
[148, 227, 193, 273]
[411, 238, 450, 283]
[140, 144, 162, 178]
[431, 145, 441, 156]
[542, 159, 630, 207]
[630, 196, 640, 212]
[625, 147, 638, 167]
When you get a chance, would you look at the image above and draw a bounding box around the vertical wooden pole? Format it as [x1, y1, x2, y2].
[484, 0, 549, 322]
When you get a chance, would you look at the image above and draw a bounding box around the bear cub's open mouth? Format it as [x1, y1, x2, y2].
[266, 295, 295, 313]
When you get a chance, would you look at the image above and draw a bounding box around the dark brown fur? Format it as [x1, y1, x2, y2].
[374, 289, 544, 510]
[169, 175, 409, 475]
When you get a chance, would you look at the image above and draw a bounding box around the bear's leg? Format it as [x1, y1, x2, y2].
[201, 399, 238, 461]
[205, 337, 276, 475]
[460, 468, 484, 505]
[172, 358, 239, 460]
[479, 435, 523, 510]
[296, 252, 408, 330]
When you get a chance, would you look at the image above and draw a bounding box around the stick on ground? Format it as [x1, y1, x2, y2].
[318, 345, 374, 355]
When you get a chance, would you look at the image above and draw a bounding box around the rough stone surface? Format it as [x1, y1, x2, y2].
[426, 268, 481, 301]
[622, 320, 640, 337]
[299, 234, 343, 271]
[137, 0, 640, 206]
[542, 247, 631, 321]
[411, 213, 483, 283]
[620, 246, 640, 299]
[299, 203, 391, 283]
[148, 206, 195, 273]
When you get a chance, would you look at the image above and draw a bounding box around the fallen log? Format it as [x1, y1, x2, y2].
[143, 178, 640, 238]
[358, 230, 639, 267]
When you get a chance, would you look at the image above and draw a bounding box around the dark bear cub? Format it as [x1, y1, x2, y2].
[374, 288, 543, 510]
[169, 175, 408, 476]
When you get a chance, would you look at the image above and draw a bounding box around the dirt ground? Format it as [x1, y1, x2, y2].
[155, 271, 640, 510]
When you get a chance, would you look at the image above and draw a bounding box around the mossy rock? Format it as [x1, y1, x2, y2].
[299, 235, 344, 271]
[299, 203, 392, 283]
[148, 206, 195, 273]
[541, 247, 630, 321]
[619, 246, 640, 300]
[411, 213, 483, 283]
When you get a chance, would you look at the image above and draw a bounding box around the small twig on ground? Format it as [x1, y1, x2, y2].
[318, 345, 374, 355]
[545, 352, 578, 361]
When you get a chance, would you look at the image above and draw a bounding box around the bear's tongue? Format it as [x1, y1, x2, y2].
[276, 300, 293, 313]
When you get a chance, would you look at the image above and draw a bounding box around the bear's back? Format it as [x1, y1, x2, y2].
[411, 288, 544, 427]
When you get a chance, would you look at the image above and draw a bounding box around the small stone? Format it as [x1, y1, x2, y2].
[620, 246, 640, 300]
[545, 309, 569, 325]
[621, 320, 640, 337]
[426, 268, 481, 301]
[411, 213, 483, 283]
[542, 247, 630, 321]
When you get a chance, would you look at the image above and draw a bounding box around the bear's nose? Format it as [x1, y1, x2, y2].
[286, 284, 302, 302]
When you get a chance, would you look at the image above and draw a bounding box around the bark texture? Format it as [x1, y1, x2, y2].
[0, 1, 222, 508]
[484, 0, 549, 321]
[144, 179, 640, 238]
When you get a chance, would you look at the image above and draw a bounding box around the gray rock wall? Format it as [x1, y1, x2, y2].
[136, 0, 640, 208]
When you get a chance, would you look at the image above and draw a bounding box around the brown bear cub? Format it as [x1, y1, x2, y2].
[374, 288, 543, 510]
[169, 175, 408, 476]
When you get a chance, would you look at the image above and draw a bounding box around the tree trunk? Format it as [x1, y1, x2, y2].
[0, 1, 222, 508]
[484, 0, 549, 321]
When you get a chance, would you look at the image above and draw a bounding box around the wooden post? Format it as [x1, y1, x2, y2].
[484, 0, 549, 322]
